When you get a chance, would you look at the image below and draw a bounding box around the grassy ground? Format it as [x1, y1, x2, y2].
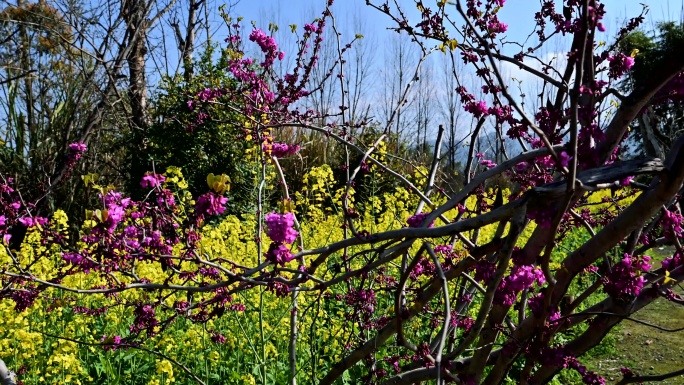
[585, 248, 684, 384]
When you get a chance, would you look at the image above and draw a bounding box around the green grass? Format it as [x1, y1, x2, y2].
[584, 247, 684, 384]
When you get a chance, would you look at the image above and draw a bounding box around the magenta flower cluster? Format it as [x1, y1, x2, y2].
[661, 209, 683, 241]
[344, 288, 376, 317]
[607, 53, 635, 80]
[130, 304, 159, 336]
[465, 0, 509, 39]
[480, 159, 497, 168]
[602, 254, 651, 298]
[409, 256, 436, 280]
[415, 3, 445, 36]
[654, 72, 684, 103]
[17, 216, 48, 228]
[101, 335, 123, 351]
[196, 87, 228, 103]
[535, 347, 605, 384]
[265, 212, 298, 243]
[264, 212, 299, 265]
[465, 100, 488, 117]
[263, 142, 301, 158]
[0, 178, 50, 249]
[474, 259, 497, 283]
[527, 207, 555, 229]
[495, 265, 546, 306]
[265, 243, 295, 266]
[53, 172, 228, 286]
[559, 151, 572, 167]
[527, 293, 560, 322]
[474, 152, 497, 168]
[140, 173, 166, 188]
[68, 142, 87, 161]
[661, 252, 683, 272]
[63, 142, 87, 175]
[406, 212, 434, 228]
[195, 192, 228, 218]
[249, 28, 285, 69]
[210, 331, 227, 344]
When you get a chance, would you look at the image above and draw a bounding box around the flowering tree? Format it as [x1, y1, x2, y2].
[2, 1, 684, 384]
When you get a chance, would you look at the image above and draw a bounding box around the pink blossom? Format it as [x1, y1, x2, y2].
[465, 100, 488, 117]
[211, 331, 227, 344]
[662, 209, 684, 240]
[265, 212, 299, 244]
[130, 304, 159, 335]
[528, 207, 554, 228]
[474, 259, 496, 283]
[67, 142, 87, 162]
[487, 20, 508, 33]
[140, 174, 166, 188]
[263, 142, 301, 157]
[515, 162, 528, 173]
[249, 28, 284, 69]
[69, 142, 87, 152]
[607, 53, 635, 80]
[18, 216, 48, 228]
[406, 212, 434, 228]
[602, 254, 651, 298]
[265, 242, 295, 265]
[104, 205, 126, 233]
[494, 265, 546, 306]
[559, 151, 572, 168]
[480, 159, 497, 168]
[195, 193, 228, 217]
[662, 252, 683, 272]
[101, 335, 123, 351]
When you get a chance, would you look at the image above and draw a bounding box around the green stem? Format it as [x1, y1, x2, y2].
[257, 138, 267, 385]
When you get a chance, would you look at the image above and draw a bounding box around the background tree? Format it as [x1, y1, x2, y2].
[439, 51, 465, 173]
[143, 45, 256, 213]
[379, 32, 419, 145]
[0, 0, 122, 219]
[619, 21, 684, 159]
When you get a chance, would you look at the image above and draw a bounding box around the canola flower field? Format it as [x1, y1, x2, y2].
[0, 163, 638, 385]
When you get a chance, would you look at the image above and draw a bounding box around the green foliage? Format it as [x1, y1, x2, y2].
[139, 45, 257, 213]
[619, 22, 684, 158]
[619, 22, 684, 89]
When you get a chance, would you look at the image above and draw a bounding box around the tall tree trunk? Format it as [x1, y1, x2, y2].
[18, 0, 35, 160]
[123, 0, 150, 132]
[122, 0, 152, 195]
[182, 0, 200, 80]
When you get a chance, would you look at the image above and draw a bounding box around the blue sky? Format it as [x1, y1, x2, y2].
[164, 0, 684, 148]
[229, 0, 684, 44]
